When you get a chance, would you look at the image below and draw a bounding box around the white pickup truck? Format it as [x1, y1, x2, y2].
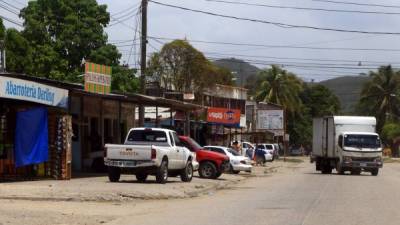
[104, 128, 196, 184]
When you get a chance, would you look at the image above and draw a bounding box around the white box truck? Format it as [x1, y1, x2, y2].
[311, 116, 383, 176]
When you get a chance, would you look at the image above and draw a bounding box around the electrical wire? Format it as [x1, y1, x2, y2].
[311, 0, 400, 9]
[148, 36, 400, 52]
[148, 0, 400, 35]
[0, 15, 23, 27]
[205, 0, 400, 15]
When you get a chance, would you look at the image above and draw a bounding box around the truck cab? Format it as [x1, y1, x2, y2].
[337, 132, 382, 175]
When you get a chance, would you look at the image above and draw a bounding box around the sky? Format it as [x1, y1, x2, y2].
[2, 0, 400, 82]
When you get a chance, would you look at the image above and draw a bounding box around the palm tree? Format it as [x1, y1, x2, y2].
[256, 65, 303, 113]
[359, 65, 400, 131]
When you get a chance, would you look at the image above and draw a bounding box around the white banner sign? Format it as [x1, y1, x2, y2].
[0, 76, 69, 108]
[257, 110, 284, 130]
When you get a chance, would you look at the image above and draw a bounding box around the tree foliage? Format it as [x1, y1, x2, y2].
[1, 1, 137, 92]
[255, 65, 303, 114]
[357, 65, 400, 132]
[147, 40, 233, 93]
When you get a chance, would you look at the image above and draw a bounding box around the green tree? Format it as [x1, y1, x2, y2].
[147, 40, 233, 93]
[19, 0, 119, 81]
[255, 65, 303, 114]
[302, 84, 341, 117]
[0, 19, 4, 40]
[4, 29, 33, 73]
[111, 66, 139, 93]
[358, 65, 400, 131]
[381, 122, 400, 156]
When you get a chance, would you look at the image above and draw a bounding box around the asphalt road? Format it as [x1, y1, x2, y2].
[1, 162, 400, 225]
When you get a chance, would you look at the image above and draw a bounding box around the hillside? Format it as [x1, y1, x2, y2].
[213, 58, 261, 87]
[319, 76, 371, 113]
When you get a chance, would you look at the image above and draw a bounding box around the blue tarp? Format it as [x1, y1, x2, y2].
[14, 107, 49, 167]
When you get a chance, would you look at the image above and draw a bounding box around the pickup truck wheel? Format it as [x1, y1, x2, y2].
[108, 167, 121, 182]
[371, 168, 379, 176]
[180, 161, 193, 182]
[136, 173, 148, 182]
[351, 169, 361, 175]
[199, 161, 217, 179]
[156, 161, 168, 184]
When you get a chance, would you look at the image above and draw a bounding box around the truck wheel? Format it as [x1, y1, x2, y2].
[322, 165, 332, 174]
[336, 163, 344, 175]
[180, 161, 193, 182]
[351, 169, 361, 175]
[371, 168, 379, 176]
[199, 161, 217, 179]
[108, 167, 121, 182]
[156, 160, 168, 184]
[136, 173, 148, 182]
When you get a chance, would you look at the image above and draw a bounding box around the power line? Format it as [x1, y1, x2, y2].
[0, 2, 20, 15]
[311, 0, 400, 9]
[148, 36, 400, 52]
[205, 0, 400, 15]
[148, 0, 400, 35]
[0, 15, 23, 27]
[0, 0, 21, 11]
[111, 2, 141, 16]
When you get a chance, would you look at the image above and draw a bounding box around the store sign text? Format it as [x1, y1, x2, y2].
[0, 77, 69, 108]
[207, 107, 241, 126]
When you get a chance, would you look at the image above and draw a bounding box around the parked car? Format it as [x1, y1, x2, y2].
[290, 146, 303, 156]
[256, 143, 278, 161]
[104, 128, 195, 184]
[204, 146, 252, 174]
[179, 136, 230, 179]
[255, 144, 274, 164]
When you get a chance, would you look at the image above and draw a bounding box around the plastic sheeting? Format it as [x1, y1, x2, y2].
[14, 107, 48, 167]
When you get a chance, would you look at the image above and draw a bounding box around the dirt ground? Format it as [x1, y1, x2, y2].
[0, 159, 304, 225]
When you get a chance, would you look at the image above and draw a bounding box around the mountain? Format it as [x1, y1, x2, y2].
[213, 58, 261, 87]
[319, 76, 371, 113]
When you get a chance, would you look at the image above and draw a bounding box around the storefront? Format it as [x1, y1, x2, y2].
[0, 74, 71, 181]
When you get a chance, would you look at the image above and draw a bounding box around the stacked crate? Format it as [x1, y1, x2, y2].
[49, 115, 72, 180]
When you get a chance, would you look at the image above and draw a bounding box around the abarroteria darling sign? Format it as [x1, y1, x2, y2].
[0, 76, 69, 109]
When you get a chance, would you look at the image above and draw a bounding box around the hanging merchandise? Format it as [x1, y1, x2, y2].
[14, 107, 49, 167]
[51, 115, 72, 180]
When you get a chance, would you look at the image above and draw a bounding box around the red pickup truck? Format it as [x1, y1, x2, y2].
[179, 136, 230, 179]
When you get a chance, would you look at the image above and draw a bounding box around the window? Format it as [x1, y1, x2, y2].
[344, 135, 381, 148]
[265, 145, 273, 150]
[127, 130, 167, 142]
[181, 140, 195, 152]
[338, 135, 343, 148]
[257, 145, 266, 149]
[227, 148, 240, 156]
[169, 132, 175, 146]
[172, 132, 183, 147]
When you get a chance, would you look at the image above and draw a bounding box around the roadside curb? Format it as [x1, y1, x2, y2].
[0, 176, 247, 203]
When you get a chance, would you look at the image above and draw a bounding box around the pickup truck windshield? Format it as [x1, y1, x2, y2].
[127, 130, 167, 142]
[344, 135, 381, 148]
[187, 138, 202, 151]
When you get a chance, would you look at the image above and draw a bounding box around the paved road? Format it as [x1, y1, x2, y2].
[1, 162, 400, 225]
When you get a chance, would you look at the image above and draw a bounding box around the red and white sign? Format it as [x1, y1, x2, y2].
[207, 107, 241, 126]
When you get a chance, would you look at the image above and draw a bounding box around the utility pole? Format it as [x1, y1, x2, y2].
[139, 0, 148, 127]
